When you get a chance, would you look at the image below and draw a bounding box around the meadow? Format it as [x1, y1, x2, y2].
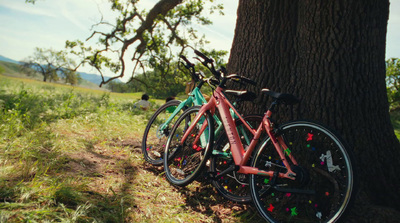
[0, 75, 263, 222]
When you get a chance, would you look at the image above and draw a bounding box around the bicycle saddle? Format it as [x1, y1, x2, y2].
[262, 89, 300, 105]
[225, 90, 257, 102]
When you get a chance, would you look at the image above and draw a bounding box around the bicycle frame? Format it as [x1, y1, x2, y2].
[159, 85, 207, 132]
[180, 86, 297, 180]
[158, 83, 245, 147]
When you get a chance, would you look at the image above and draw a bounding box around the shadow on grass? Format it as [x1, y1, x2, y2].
[143, 162, 264, 223]
[59, 139, 140, 222]
[0, 137, 140, 222]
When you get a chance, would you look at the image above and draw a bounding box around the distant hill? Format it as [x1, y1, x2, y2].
[0, 55, 21, 64]
[0, 55, 122, 85]
[0, 61, 39, 78]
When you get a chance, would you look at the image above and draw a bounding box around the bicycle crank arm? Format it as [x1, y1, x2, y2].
[215, 165, 238, 178]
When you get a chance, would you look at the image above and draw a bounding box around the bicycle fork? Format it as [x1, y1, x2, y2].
[180, 102, 215, 151]
[262, 113, 298, 180]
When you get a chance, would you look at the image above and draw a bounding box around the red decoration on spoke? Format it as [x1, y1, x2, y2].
[192, 144, 202, 151]
[307, 133, 314, 141]
[267, 204, 275, 212]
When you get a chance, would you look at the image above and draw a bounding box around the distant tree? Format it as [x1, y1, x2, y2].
[23, 48, 80, 85]
[63, 69, 82, 85]
[106, 67, 188, 98]
[107, 81, 132, 93]
[386, 58, 400, 111]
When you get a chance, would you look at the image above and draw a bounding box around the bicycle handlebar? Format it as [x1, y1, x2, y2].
[193, 50, 221, 79]
[179, 55, 194, 69]
[194, 50, 214, 63]
[226, 74, 257, 86]
[179, 55, 202, 82]
[193, 49, 257, 88]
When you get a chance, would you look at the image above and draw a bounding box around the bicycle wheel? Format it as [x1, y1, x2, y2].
[164, 106, 214, 187]
[250, 120, 355, 223]
[210, 115, 263, 203]
[142, 100, 183, 166]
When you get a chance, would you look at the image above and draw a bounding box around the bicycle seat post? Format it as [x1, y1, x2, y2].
[267, 100, 279, 117]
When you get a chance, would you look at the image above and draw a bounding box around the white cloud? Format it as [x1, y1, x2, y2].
[0, 0, 57, 17]
[59, 3, 90, 32]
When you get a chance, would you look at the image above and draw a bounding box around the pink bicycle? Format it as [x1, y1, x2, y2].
[163, 51, 355, 222]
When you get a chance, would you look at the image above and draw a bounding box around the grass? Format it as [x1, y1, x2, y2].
[0, 74, 263, 222]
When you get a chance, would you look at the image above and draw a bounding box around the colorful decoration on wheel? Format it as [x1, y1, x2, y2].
[320, 150, 341, 172]
[290, 207, 298, 216]
[267, 204, 275, 212]
[307, 133, 314, 141]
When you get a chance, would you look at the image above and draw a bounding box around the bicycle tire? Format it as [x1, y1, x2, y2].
[250, 120, 355, 223]
[142, 100, 183, 166]
[163, 106, 214, 187]
[209, 114, 263, 203]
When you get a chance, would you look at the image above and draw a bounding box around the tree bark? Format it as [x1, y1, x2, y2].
[228, 0, 298, 119]
[228, 0, 400, 219]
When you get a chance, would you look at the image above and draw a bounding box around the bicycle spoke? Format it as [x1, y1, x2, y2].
[250, 121, 354, 223]
[142, 100, 182, 165]
[164, 106, 214, 187]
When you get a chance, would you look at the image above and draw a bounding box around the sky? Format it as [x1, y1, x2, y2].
[0, 0, 399, 82]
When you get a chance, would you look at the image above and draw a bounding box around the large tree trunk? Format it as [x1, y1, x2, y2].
[228, 1, 299, 119]
[228, 0, 400, 220]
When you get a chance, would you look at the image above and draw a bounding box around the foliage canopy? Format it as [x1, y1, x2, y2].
[386, 58, 400, 110]
[66, 0, 225, 87]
